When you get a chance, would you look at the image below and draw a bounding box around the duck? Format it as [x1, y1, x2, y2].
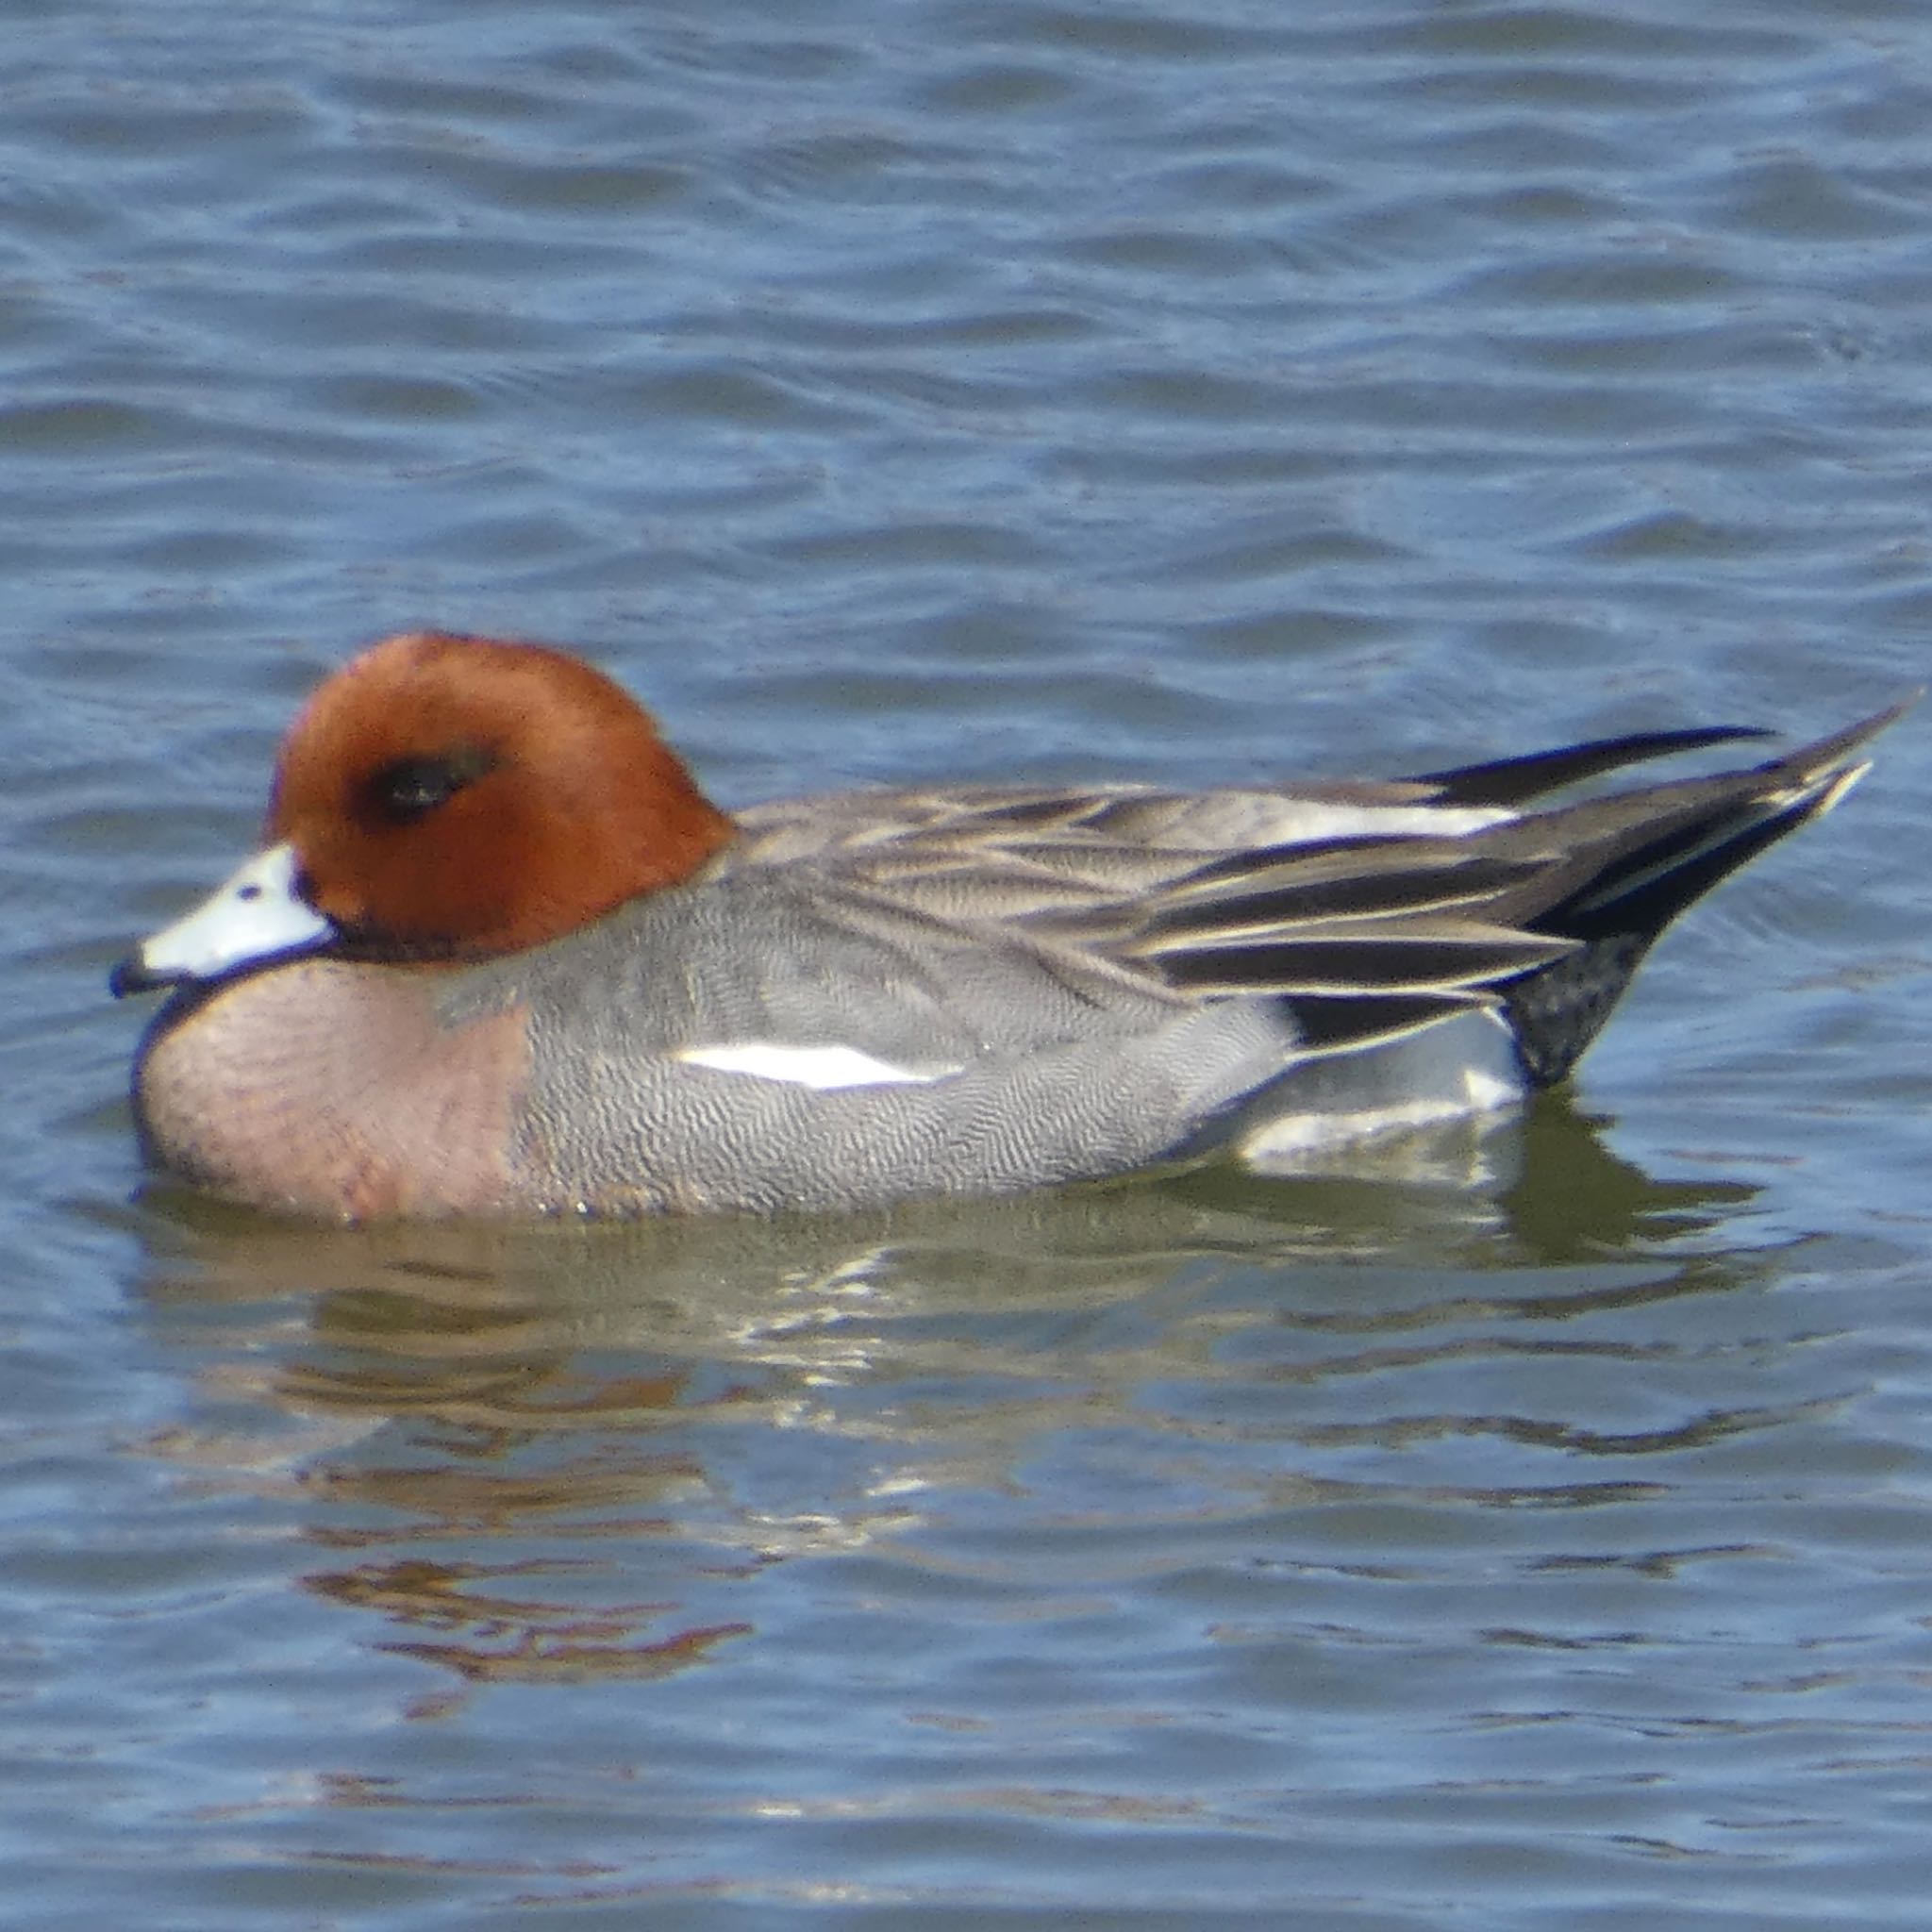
[109, 630, 1907, 1220]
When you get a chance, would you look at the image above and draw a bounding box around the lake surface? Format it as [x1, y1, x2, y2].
[8, 1, 1932, 1925]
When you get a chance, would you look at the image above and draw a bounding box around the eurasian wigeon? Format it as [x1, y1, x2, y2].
[110, 631, 1907, 1220]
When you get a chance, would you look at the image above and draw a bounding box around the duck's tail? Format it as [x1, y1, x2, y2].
[1134, 695, 1913, 1086]
[1463, 695, 1915, 1085]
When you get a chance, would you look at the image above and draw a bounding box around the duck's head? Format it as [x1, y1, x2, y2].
[111, 630, 735, 994]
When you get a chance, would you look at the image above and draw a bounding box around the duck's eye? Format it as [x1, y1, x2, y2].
[362, 745, 497, 826]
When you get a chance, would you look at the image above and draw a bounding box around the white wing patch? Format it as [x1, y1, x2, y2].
[1270, 801, 1516, 839]
[675, 1042, 961, 1091]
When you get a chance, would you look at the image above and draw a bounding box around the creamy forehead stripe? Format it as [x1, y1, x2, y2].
[674, 1042, 961, 1090]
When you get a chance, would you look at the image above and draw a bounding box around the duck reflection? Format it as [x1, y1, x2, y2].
[127, 1095, 1761, 1689]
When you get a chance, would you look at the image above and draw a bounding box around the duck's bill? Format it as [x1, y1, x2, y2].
[109, 841, 337, 997]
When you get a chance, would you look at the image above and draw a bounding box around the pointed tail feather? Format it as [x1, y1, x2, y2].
[1494, 694, 1915, 1084]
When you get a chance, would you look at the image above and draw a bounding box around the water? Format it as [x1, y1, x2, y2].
[7, 0, 1932, 1924]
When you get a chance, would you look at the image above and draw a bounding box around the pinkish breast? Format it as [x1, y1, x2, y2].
[133, 958, 533, 1218]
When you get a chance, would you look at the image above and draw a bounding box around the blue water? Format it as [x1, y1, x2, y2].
[7, 1, 1932, 1924]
